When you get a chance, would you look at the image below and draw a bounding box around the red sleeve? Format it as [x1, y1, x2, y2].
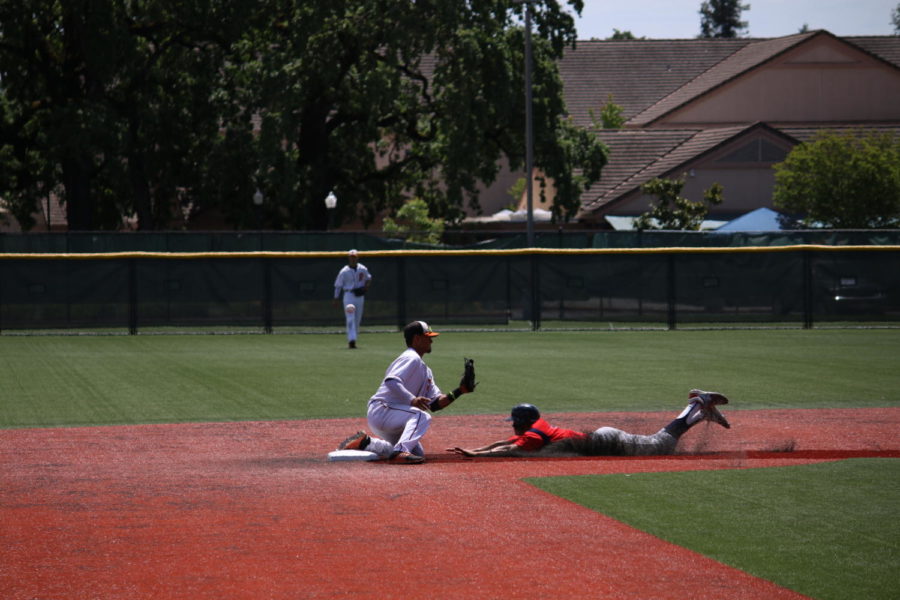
[507, 433, 545, 452]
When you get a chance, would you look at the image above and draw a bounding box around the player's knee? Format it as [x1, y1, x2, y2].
[415, 410, 433, 428]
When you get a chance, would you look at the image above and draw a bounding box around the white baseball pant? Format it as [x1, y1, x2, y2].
[365, 400, 433, 457]
[343, 292, 364, 342]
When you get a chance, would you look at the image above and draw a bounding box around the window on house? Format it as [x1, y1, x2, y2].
[716, 138, 788, 164]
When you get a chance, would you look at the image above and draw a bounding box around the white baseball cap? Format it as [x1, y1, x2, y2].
[404, 320, 439, 338]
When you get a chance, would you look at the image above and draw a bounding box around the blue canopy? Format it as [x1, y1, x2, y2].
[715, 207, 785, 232]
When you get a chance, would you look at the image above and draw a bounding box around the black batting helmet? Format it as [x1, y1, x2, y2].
[506, 403, 540, 427]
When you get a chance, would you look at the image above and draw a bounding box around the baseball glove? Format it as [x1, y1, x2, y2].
[351, 286, 367, 297]
[459, 357, 477, 393]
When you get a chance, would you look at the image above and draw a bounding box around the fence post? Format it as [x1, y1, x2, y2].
[530, 253, 541, 331]
[128, 258, 138, 335]
[396, 255, 407, 331]
[505, 256, 512, 325]
[803, 250, 814, 329]
[667, 253, 677, 330]
[262, 257, 273, 334]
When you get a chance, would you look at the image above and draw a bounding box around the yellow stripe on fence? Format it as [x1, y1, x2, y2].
[0, 244, 898, 260]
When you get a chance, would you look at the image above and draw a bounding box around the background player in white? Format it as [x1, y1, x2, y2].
[332, 249, 371, 349]
[337, 321, 476, 464]
[447, 390, 729, 457]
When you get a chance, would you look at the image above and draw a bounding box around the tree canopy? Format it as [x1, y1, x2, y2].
[382, 197, 444, 245]
[634, 175, 724, 231]
[699, 0, 750, 39]
[0, 0, 607, 231]
[773, 130, 900, 229]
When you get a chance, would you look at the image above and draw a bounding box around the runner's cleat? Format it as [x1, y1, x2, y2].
[687, 390, 731, 428]
[689, 389, 729, 406]
[704, 405, 731, 429]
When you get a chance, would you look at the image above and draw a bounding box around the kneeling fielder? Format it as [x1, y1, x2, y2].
[447, 390, 730, 458]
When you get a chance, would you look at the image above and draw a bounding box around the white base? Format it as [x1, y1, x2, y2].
[327, 449, 381, 462]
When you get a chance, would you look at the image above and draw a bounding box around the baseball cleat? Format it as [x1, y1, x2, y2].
[689, 389, 729, 406]
[338, 430, 370, 451]
[704, 405, 731, 429]
[688, 390, 731, 429]
[389, 451, 425, 464]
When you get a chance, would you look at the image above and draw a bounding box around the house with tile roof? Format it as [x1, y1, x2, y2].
[538, 30, 900, 229]
[6, 30, 898, 234]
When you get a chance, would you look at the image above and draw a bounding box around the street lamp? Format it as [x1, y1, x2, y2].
[253, 188, 264, 230]
[324, 191, 337, 230]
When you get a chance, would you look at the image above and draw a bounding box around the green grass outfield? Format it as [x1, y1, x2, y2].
[1, 328, 898, 427]
[529, 459, 900, 600]
[2, 329, 898, 599]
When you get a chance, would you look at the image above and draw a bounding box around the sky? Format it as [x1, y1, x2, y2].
[571, 0, 898, 40]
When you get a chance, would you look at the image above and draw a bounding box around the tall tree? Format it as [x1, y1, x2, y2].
[1, 0, 605, 231]
[211, 0, 605, 230]
[699, 0, 750, 39]
[773, 131, 900, 229]
[0, 0, 247, 230]
[607, 29, 643, 40]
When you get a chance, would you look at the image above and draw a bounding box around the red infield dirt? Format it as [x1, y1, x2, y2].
[2, 407, 898, 599]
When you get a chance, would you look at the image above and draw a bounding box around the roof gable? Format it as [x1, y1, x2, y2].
[579, 123, 797, 217]
[629, 32, 816, 126]
[630, 31, 900, 127]
[557, 32, 900, 223]
[579, 129, 698, 205]
[559, 39, 750, 127]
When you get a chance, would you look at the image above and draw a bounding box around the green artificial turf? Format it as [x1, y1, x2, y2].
[527, 459, 900, 600]
[2, 330, 897, 599]
[0, 328, 898, 427]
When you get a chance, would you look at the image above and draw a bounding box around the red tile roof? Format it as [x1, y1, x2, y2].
[844, 36, 900, 69]
[560, 32, 900, 220]
[778, 124, 900, 142]
[579, 125, 754, 216]
[628, 32, 817, 126]
[559, 32, 900, 131]
[559, 38, 749, 127]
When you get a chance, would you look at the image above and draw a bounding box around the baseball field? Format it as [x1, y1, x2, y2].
[1, 329, 898, 599]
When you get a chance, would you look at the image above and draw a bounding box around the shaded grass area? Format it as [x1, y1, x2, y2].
[1, 328, 898, 428]
[527, 459, 900, 600]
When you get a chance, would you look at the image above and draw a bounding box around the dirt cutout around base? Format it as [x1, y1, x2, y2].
[2, 408, 898, 599]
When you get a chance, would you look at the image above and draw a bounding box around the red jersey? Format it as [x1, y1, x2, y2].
[507, 417, 587, 451]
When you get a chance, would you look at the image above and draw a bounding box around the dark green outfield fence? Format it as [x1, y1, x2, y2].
[1, 245, 898, 333]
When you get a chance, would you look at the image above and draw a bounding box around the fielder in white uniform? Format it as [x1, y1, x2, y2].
[337, 321, 474, 464]
[332, 249, 372, 349]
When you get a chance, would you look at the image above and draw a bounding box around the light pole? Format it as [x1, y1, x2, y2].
[518, 1, 539, 331]
[324, 190, 337, 231]
[523, 0, 535, 248]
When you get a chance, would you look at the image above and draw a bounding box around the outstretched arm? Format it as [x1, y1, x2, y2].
[447, 440, 518, 457]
